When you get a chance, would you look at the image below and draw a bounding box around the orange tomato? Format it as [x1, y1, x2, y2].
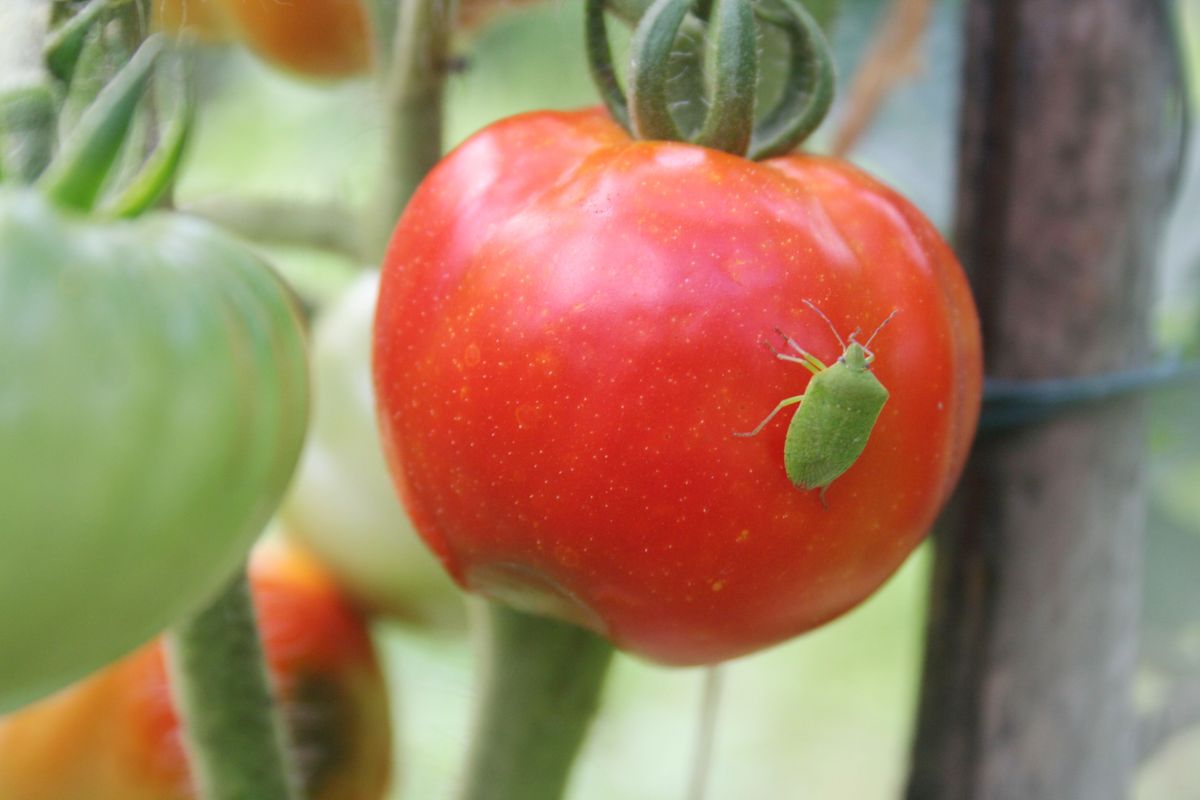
[217, 0, 373, 78]
[0, 538, 391, 800]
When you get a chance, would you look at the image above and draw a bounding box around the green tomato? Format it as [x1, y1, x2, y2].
[0, 188, 309, 712]
[281, 271, 463, 630]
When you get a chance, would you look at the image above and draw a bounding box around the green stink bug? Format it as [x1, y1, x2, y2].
[735, 301, 898, 504]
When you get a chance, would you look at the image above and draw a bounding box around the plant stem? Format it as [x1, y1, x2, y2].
[373, 0, 456, 259]
[165, 567, 299, 800]
[182, 195, 364, 259]
[685, 666, 724, 800]
[906, 1, 1185, 797]
[458, 602, 614, 800]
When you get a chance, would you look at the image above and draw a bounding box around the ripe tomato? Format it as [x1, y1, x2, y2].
[373, 109, 982, 665]
[216, 0, 373, 78]
[0, 188, 308, 711]
[0, 538, 391, 800]
[282, 271, 465, 629]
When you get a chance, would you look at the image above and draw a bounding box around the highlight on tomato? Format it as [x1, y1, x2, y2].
[0, 537, 392, 800]
[282, 271, 466, 630]
[372, 0, 983, 665]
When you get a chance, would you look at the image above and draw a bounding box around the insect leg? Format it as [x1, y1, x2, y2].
[773, 327, 807, 355]
[773, 327, 828, 372]
[733, 395, 805, 438]
[775, 353, 823, 375]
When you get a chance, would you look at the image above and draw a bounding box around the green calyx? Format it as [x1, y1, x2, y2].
[38, 35, 164, 210]
[44, 0, 129, 82]
[0, 85, 57, 182]
[586, 0, 836, 160]
[3, 0, 196, 217]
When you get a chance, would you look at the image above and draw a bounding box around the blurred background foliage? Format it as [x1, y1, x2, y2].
[175, 0, 1200, 796]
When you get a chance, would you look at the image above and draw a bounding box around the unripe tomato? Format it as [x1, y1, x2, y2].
[373, 109, 982, 665]
[217, 0, 373, 78]
[0, 189, 308, 710]
[282, 271, 465, 629]
[0, 538, 391, 800]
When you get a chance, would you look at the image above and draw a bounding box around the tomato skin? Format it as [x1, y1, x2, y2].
[0, 189, 308, 710]
[0, 538, 391, 800]
[374, 109, 982, 665]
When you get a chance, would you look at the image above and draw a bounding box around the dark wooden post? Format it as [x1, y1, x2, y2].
[906, 1, 1187, 799]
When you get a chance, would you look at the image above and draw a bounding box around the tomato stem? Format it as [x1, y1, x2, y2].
[629, 0, 757, 154]
[585, 0, 836, 159]
[165, 566, 300, 800]
[746, 0, 835, 159]
[458, 602, 614, 800]
[372, 0, 456, 259]
[685, 666, 725, 800]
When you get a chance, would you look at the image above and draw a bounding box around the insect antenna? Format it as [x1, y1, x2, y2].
[801, 299, 846, 350]
[864, 309, 900, 348]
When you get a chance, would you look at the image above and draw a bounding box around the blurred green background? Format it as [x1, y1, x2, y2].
[177, 1, 1200, 797]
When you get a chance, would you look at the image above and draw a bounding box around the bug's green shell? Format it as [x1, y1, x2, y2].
[783, 361, 889, 491]
[0, 188, 309, 712]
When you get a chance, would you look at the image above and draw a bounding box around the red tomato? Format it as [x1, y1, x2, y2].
[0, 538, 391, 800]
[373, 109, 982, 666]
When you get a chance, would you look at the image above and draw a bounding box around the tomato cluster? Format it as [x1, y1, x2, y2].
[373, 109, 982, 665]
